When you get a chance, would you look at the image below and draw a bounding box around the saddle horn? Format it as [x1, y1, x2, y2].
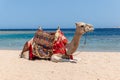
[38, 26, 42, 30]
[57, 25, 60, 30]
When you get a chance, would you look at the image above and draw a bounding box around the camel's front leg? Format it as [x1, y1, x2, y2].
[20, 38, 33, 58]
[20, 42, 29, 58]
[51, 54, 77, 63]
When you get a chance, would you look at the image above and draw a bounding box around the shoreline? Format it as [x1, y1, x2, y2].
[1, 49, 120, 52]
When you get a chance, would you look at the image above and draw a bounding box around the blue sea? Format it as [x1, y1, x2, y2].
[0, 28, 120, 52]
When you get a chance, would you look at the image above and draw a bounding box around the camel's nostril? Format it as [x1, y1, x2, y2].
[89, 26, 92, 28]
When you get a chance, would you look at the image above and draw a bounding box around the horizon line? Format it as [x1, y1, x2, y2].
[0, 27, 119, 30]
[0, 28, 119, 31]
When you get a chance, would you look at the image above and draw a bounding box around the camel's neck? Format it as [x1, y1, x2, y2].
[66, 29, 83, 55]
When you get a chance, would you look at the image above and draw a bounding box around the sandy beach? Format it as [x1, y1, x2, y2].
[0, 50, 120, 80]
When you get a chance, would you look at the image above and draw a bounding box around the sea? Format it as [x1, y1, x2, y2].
[0, 28, 120, 52]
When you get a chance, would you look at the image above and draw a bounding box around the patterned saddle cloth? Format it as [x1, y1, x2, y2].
[33, 29, 55, 58]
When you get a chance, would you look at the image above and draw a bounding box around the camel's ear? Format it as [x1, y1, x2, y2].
[75, 23, 78, 26]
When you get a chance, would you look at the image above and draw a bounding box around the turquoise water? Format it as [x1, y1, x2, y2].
[0, 28, 120, 52]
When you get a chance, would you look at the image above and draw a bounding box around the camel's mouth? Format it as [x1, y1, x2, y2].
[85, 26, 94, 32]
[89, 27, 94, 32]
[84, 24, 94, 33]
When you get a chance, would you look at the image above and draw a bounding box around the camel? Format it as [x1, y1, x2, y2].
[20, 22, 94, 62]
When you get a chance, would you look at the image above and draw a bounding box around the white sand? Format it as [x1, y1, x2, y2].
[0, 50, 120, 80]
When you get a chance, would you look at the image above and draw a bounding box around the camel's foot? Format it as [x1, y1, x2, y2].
[19, 53, 23, 58]
[19, 55, 22, 58]
[69, 59, 77, 63]
[51, 54, 62, 62]
[19, 51, 29, 59]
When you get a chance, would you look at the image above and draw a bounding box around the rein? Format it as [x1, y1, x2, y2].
[82, 32, 88, 48]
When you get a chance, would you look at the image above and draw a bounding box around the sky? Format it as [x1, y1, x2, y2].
[0, 0, 120, 29]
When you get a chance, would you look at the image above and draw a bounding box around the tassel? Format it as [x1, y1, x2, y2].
[69, 55, 73, 60]
[29, 44, 34, 60]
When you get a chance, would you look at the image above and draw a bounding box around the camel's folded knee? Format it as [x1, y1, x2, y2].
[51, 54, 62, 62]
[51, 54, 78, 63]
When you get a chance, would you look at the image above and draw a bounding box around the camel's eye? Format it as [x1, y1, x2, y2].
[81, 25, 84, 27]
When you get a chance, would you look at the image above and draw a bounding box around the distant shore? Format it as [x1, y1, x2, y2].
[0, 50, 120, 80]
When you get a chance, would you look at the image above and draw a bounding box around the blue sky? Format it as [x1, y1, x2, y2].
[0, 0, 120, 29]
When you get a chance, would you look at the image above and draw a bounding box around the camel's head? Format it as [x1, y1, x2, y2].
[75, 22, 94, 34]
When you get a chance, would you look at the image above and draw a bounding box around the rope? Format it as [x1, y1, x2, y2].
[82, 32, 87, 48]
[84, 33, 87, 45]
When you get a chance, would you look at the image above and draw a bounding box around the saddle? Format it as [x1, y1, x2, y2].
[32, 28, 68, 59]
[33, 29, 56, 59]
